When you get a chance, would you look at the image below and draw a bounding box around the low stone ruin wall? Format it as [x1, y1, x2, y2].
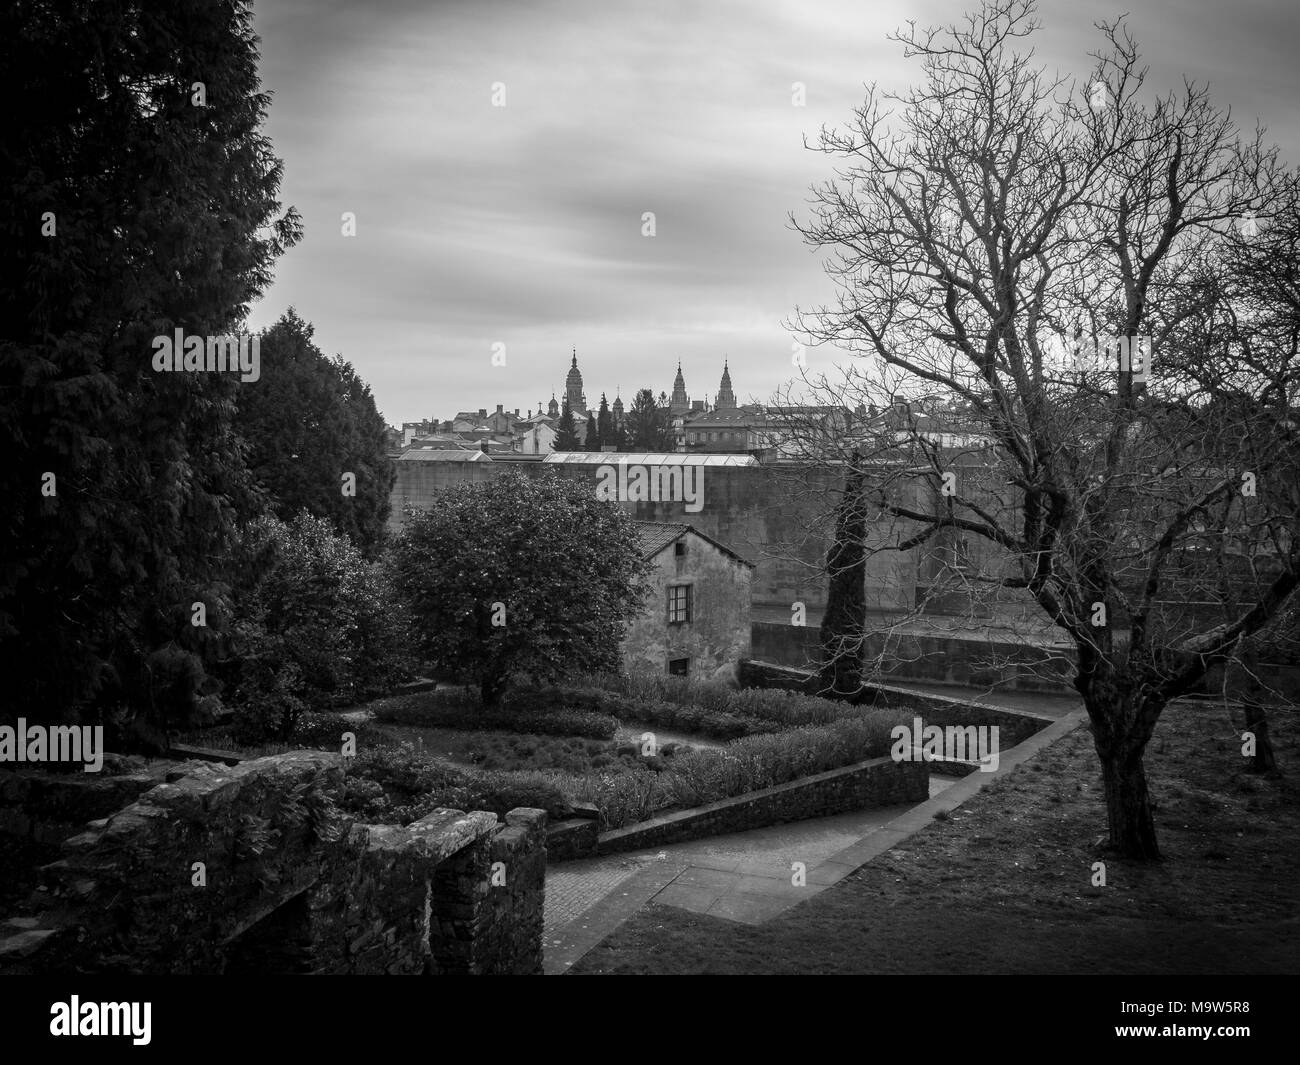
[0, 758, 174, 845]
[0, 750, 546, 975]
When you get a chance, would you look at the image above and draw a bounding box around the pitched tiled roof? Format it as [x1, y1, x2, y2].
[631, 521, 755, 567]
[634, 521, 690, 559]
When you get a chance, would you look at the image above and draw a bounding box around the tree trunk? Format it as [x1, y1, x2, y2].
[818, 458, 867, 698]
[1098, 748, 1161, 859]
[480, 674, 507, 711]
[1243, 700, 1277, 772]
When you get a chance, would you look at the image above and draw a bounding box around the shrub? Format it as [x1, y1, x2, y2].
[568, 710, 911, 829]
[290, 711, 380, 750]
[576, 672, 854, 730]
[458, 733, 620, 774]
[340, 743, 572, 825]
[369, 689, 617, 740]
[224, 513, 413, 742]
[519, 682, 773, 739]
[568, 769, 673, 829]
[661, 716, 899, 807]
[622, 699, 770, 739]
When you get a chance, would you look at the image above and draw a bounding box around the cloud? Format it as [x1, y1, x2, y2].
[248, 0, 1300, 423]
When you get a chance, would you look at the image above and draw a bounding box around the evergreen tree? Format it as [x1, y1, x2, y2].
[0, 0, 300, 737]
[596, 394, 613, 450]
[585, 412, 599, 451]
[234, 310, 395, 557]
[629, 388, 672, 450]
[555, 399, 580, 450]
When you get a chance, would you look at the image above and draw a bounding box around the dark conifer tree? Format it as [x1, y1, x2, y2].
[596, 394, 613, 450]
[555, 399, 580, 450]
[235, 310, 394, 558]
[0, 0, 300, 738]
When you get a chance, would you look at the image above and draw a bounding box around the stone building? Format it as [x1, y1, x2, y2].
[622, 521, 754, 681]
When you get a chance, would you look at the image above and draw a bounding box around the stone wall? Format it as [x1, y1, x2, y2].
[737, 661, 1057, 748]
[860, 681, 1055, 748]
[0, 759, 173, 844]
[594, 756, 927, 856]
[545, 817, 600, 862]
[1, 751, 546, 975]
[750, 623, 1078, 693]
[389, 457, 929, 614]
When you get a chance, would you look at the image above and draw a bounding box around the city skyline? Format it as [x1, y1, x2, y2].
[246, 0, 1300, 424]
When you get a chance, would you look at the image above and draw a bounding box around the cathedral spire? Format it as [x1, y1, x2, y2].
[716, 357, 736, 409]
[669, 360, 689, 416]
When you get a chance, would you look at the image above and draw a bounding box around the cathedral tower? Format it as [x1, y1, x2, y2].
[564, 349, 587, 415]
[715, 358, 736, 409]
[668, 360, 690, 416]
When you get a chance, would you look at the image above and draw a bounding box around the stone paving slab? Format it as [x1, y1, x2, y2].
[704, 893, 793, 924]
[654, 883, 727, 911]
[671, 867, 743, 891]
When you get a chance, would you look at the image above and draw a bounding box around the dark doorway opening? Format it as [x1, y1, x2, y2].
[222, 891, 314, 974]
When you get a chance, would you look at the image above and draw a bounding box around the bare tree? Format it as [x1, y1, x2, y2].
[787, 0, 1298, 858]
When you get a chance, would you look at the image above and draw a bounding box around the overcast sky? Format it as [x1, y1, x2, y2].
[246, 0, 1300, 426]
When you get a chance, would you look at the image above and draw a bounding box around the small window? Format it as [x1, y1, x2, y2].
[668, 658, 690, 677]
[667, 584, 691, 624]
[674, 541, 686, 557]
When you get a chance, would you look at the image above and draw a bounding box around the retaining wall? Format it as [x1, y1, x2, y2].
[594, 756, 927, 856]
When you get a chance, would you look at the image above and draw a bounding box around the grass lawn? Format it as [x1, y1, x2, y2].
[571, 698, 1300, 974]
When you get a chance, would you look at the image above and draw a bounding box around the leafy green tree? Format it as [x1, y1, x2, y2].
[555, 398, 580, 450]
[0, 0, 300, 738]
[392, 469, 652, 707]
[234, 310, 395, 557]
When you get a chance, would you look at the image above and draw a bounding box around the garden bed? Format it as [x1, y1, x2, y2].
[184, 676, 923, 836]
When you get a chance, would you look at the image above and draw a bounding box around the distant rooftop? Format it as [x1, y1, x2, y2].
[397, 449, 491, 462]
[631, 520, 755, 567]
[544, 452, 757, 467]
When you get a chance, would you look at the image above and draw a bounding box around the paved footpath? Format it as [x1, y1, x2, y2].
[543, 705, 1086, 974]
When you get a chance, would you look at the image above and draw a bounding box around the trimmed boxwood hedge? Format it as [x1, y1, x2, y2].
[368, 688, 618, 739]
